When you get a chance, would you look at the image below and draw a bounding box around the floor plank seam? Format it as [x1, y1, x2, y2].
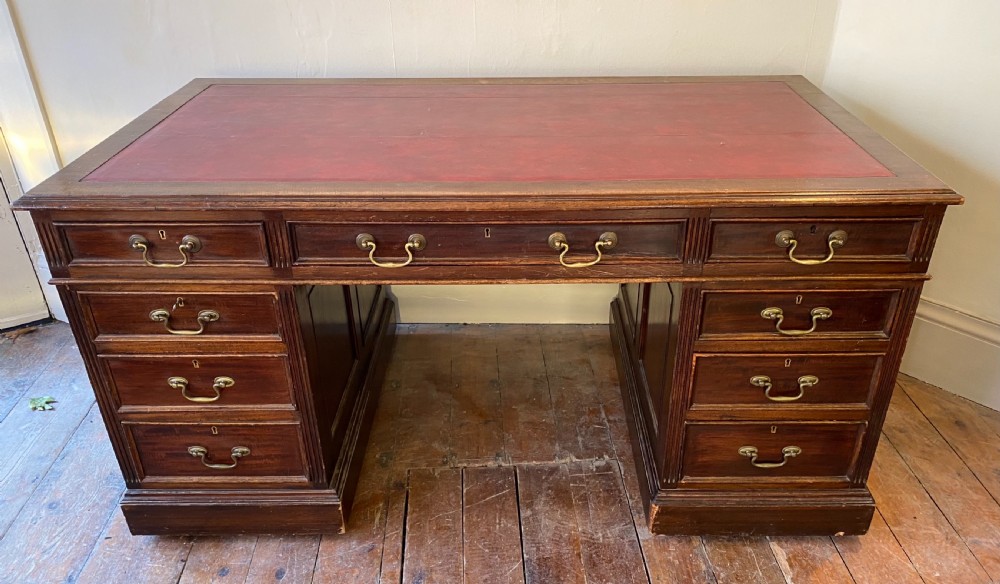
[242, 536, 261, 584]
[698, 537, 721, 584]
[512, 465, 529, 584]
[174, 539, 196, 584]
[0, 399, 103, 540]
[460, 467, 467, 584]
[371, 488, 396, 584]
[536, 339, 562, 459]
[397, 470, 411, 584]
[72, 480, 129, 583]
[611, 458, 654, 584]
[879, 432, 995, 579]
[869, 508, 930, 584]
[829, 532, 864, 584]
[399, 456, 617, 473]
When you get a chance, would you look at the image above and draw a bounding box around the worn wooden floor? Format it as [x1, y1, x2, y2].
[2, 322, 1000, 584]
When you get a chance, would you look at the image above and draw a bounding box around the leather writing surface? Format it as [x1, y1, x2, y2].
[85, 81, 893, 183]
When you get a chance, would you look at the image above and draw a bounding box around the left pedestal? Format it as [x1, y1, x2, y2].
[59, 282, 395, 535]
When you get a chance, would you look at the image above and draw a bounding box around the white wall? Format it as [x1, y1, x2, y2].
[4, 0, 838, 324]
[0, 132, 48, 328]
[0, 0, 62, 323]
[821, 0, 1000, 409]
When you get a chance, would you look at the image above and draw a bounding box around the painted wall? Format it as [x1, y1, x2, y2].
[0, 134, 48, 328]
[3, 0, 837, 324]
[0, 0, 62, 323]
[821, 0, 1000, 409]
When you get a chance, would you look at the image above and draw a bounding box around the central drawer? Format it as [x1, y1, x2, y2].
[290, 221, 683, 265]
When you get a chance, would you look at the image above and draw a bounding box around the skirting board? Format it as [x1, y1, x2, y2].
[0, 307, 49, 330]
[393, 284, 619, 324]
[900, 298, 1000, 411]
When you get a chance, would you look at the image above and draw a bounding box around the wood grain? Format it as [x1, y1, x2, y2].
[569, 460, 648, 584]
[403, 468, 464, 584]
[177, 537, 258, 583]
[867, 436, 990, 583]
[462, 466, 524, 584]
[75, 509, 193, 584]
[497, 326, 559, 463]
[702, 537, 786, 584]
[518, 463, 588, 584]
[834, 510, 923, 584]
[899, 376, 1000, 502]
[768, 536, 854, 583]
[0, 323, 73, 418]
[540, 327, 614, 461]
[450, 326, 505, 466]
[882, 389, 1000, 579]
[244, 535, 320, 583]
[0, 341, 97, 535]
[0, 407, 123, 584]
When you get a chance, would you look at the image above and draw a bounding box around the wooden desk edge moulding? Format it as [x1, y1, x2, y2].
[13, 76, 962, 536]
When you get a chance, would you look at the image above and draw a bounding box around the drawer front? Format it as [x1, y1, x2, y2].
[290, 221, 683, 265]
[681, 423, 864, 481]
[690, 354, 880, 407]
[708, 218, 919, 264]
[127, 422, 307, 481]
[82, 292, 281, 338]
[700, 290, 899, 339]
[58, 222, 269, 266]
[103, 355, 294, 409]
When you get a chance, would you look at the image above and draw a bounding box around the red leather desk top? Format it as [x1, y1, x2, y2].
[84, 81, 893, 184]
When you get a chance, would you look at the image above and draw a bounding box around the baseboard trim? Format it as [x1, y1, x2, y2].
[900, 298, 1000, 411]
[0, 308, 50, 330]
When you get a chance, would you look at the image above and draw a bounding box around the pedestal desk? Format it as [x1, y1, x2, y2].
[13, 77, 962, 536]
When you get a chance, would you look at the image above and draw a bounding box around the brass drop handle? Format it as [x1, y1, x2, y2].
[167, 376, 235, 403]
[547, 231, 618, 268]
[760, 307, 832, 336]
[749, 375, 819, 402]
[356, 233, 426, 268]
[738, 445, 801, 469]
[129, 234, 202, 268]
[149, 309, 219, 335]
[187, 445, 250, 469]
[775, 229, 847, 265]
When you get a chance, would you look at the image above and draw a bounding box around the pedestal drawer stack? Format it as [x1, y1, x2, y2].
[613, 205, 944, 535]
[45, 217, 394, 534]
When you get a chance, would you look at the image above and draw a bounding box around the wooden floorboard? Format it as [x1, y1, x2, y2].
[883, 388, 1000, 579]
[4, 323, 1000, 583]
[462, 466, 524, 584]
[768, 536, 854, 584]
[403, 468, 465, 584]
[0, 334, 95, 536]
[0, 322, 74, 419]
[868, 437, 991, 583]
[833, 510, 923, 584]
[0, 406, 124, 584]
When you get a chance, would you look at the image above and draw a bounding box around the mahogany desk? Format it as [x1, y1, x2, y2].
[14, 77, 962, 536]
